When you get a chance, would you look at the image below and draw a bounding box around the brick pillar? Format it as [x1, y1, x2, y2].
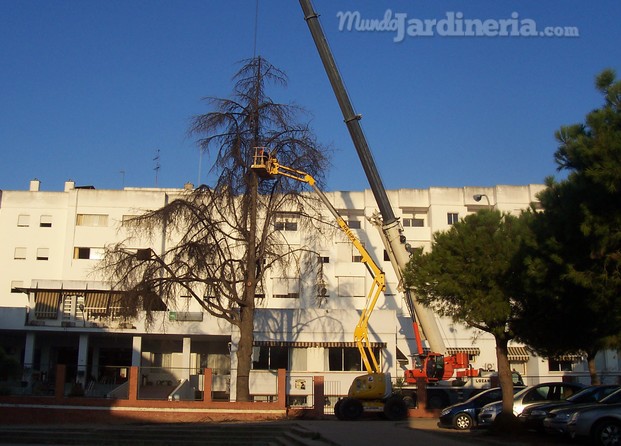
[128, 366, 139, 402]
[55, 364, 66, 401]
[277, 369, 286, 409]
[313, 375, 325, 418]
[416, 378, 427, 410]
[203, 368, 213, 403]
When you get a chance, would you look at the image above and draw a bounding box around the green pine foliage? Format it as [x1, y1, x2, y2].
[514, 69, 621, 381]
[405, 210, 530, 341]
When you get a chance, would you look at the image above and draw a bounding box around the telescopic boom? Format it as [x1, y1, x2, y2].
[298, 0, 446, 356]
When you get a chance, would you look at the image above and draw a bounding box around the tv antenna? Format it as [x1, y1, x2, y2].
[153, 149, 161, 187]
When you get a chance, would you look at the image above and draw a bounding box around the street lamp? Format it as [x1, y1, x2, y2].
[473, 194, 491, 208]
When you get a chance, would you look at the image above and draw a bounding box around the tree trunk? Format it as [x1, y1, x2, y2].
[495, 336, 514, 415]
[236, 304, 255, 402]
[235, 145, 260, 402]
[587, 350, 600, 385]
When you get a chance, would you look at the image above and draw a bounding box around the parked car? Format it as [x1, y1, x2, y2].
[439, 386, 525, 430]
[518, 384, 620, 431]
[543, 388, 621, 437]
[566, 403, 621, 445]
[478, 382, 584, 427]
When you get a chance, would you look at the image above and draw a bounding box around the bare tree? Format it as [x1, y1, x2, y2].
[100, 57, 330, 402]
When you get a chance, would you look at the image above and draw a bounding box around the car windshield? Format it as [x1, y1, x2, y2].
[465, 389, 502, 403]
[567, 386, 619, 403]
[513, 386, 530, 399]
[600, 389, 621, 404]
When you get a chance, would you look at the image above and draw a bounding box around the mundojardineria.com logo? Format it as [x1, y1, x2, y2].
[336, 10, 580, 42]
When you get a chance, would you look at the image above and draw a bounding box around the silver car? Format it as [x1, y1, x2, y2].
[478, 382, 584, 427]
[543, 387, 621, 436]
[567, 403, 621, 445]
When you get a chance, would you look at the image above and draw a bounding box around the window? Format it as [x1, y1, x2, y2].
[336, 241, 364, 263]
[290, 348, 307, 371]
[152, 353, 172, 368]
[347, 220, 361, 229]
[136, 249, 152, 260]
[447, 212, 459, 225]
[39, 215, 53, 228]
[14, 247, 26, 260]
[337, 276, 365, 297]
[76, 214, 108, 227]
[320, 256, 330, 263]
[273, 277, 300, 299]
[548, 359, 574, 372]
[73, 247, 105, 260]
[252, 346, 289, 370]
[17, 214, 30, 227]
[121, 215, 139, 226]
[328, 347, 380, 371]
[403, 217, 424, 227]
[254, 281, 265, 299]
[203, 284, 218, 301]
[36, 248, 49, 261]
[274, 212, 299, 231]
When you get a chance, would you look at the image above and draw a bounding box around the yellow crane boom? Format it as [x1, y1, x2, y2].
[251, 149, 384, 375]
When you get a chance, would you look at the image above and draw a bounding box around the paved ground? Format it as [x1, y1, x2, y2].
[296, 417, 576, 446]
[0, 417, 577, 446]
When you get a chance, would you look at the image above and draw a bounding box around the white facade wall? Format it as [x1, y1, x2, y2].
[1, 180, 609, 394]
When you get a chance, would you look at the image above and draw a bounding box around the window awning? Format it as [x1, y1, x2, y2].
[254, 341, 386, 348]
[85, 291, 110, 311]
[34, 291, 61, 319]
[446, 347, 481, 356]
[508, 346, 530, 362]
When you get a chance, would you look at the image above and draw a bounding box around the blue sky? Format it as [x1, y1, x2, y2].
[1, 1, 620, 192]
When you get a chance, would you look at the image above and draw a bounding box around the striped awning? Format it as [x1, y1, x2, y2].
[34, 291, 61, 319]
[508, 346, 530, 362]
[85, 291, 110, 311]
[446, 347, 481, 356]
[254, 341, 386, 348]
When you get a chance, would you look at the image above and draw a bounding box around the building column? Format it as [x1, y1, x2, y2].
[182, 337, 191, 380]
[37, 344, 52, 384]
[131, 336, 142, 367]
[22, 332, 36, 384]
[90, 344, 100, 382]
[77, 333, 89, 386]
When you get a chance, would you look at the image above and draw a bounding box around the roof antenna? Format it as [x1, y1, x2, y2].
[153, 149, 161, 187]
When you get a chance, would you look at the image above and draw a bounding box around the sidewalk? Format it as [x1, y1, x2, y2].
[293, 418, 575, 446]
[296, 418, 485, 446]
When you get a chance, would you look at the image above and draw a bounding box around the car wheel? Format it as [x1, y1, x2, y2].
[384, 396, 408, 421]
[454, 413, 474, 430]
[592, 419, 621, 446]
[334, 399, 344, 420]
[339, 397, 363, 421]
[402, 394, 417, 408]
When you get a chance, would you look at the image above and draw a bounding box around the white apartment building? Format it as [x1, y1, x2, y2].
[0, 179, 616, 402]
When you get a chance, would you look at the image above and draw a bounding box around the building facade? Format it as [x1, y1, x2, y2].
[0, 180, 617, 403]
